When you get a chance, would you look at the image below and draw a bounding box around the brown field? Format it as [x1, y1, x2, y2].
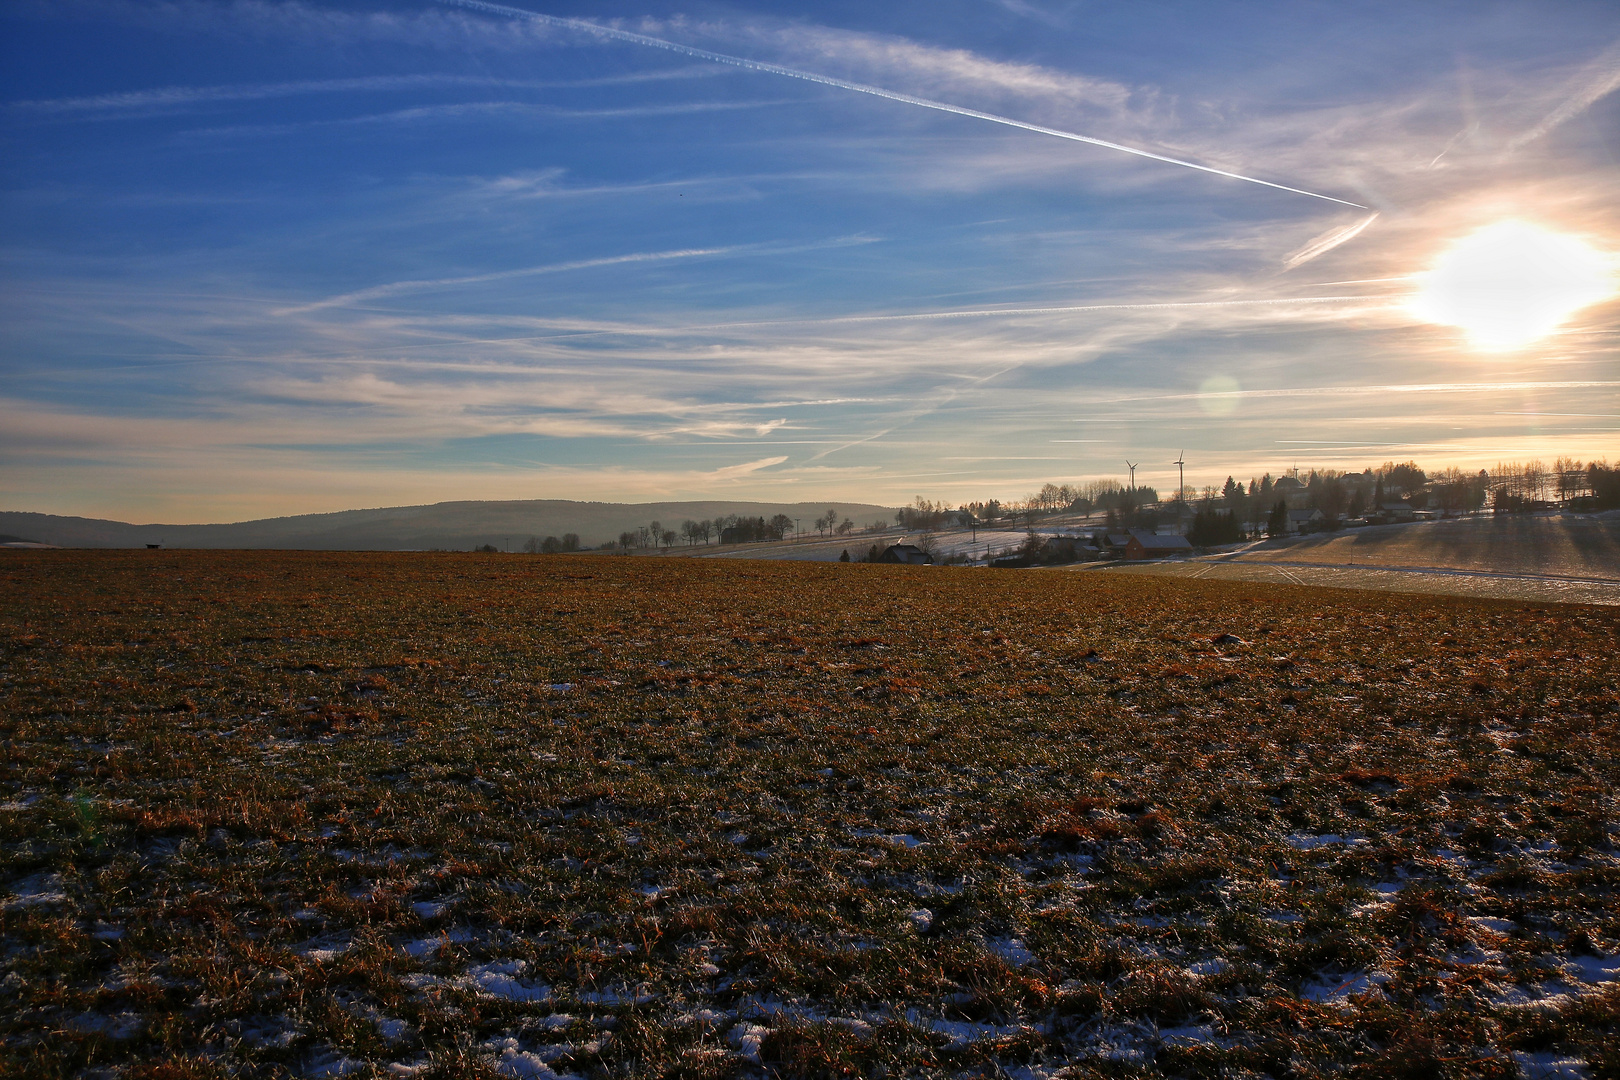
[1095, 514, 1620, 608]
[3, 551, 1618, 1079]
[1232, 513, 1620, 578]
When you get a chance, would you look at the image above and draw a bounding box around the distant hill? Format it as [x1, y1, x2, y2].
[0, 500, 900, 551]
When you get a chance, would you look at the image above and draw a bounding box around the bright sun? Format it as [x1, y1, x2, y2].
[1409, 220, 1615, 351]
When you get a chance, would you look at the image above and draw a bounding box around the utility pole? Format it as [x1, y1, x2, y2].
[1126, 461, 1137, 491]
[1174, 451, 1186, 507]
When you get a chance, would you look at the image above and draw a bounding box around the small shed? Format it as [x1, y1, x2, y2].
[877, 544, 933, 565]
[1124, 530, 1193, 560]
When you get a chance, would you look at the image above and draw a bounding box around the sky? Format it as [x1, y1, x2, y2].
[2, 0, 1618, 523]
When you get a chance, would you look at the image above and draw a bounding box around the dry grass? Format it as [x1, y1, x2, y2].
[2, 551, 1617, 1079]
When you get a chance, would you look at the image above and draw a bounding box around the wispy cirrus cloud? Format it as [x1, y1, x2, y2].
[6, 67, 736, 118]
[273, 247, 741, 315]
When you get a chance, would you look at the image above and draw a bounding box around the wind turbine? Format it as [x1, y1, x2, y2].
[1174, 451, 1186, 507]
[1125, 461, 1137, 491]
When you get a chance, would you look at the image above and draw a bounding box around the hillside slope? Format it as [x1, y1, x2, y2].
[0, 500, 899, 550]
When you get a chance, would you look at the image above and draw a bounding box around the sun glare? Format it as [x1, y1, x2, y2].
[1409, 220, 1615, 351]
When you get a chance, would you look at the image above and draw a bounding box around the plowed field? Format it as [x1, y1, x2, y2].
[3, 552, 1617, 1078]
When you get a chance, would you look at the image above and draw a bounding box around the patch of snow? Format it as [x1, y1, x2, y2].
[827, 1017, 872, 1035]
[232, 1015, 301, 1048]
[1187, 957, 1229, 978]
[375, 1017, 414, 1043]
[682, 1008, 729, 1026]
[386, 1058, 432, 1077]
[1158, 1024, 1217, 1046]
[577, 985, 655, 1005]
[303, 1046, 365, 1077]
[1286, 833, 1365, 850]
[400, 927, 475, 957]
[986, 937, 1037, 967]
[1300, 970, 1384, 1003]
[412, 899, 453, 920]
[1513, 1051, 1591, 1079]
[850, 828, 923, 848]
[4, 873, 68, 909]
[904, 1011, 1029, 1048]
[485, 1037, 577, 1080]
[547, 684, 573, 694]
[293, 934, 352, 962]
[1469, 916, 1517, 934]
[1265, 910, 1305, 924]
[727, 1022, 769, 1062]
[906, 908, 932, 933]
[467, 960, 552, 1003]
[1564, 954, 1620, 984]
[1002, 1068, 1063, 1080]
[1492, 985, 1577, 1012]
[66, 1011, 143, 1040]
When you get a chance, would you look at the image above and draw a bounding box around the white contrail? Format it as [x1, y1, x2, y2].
[1509, 36, 1620, 150]
[710, 294, 1374, 330]
[437, 0, 1366, 209]
[1282, 212, 1379, 270]
[276, 246, 736, 315]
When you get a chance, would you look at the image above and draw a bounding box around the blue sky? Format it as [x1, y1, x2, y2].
[3, 0, 1617, 522]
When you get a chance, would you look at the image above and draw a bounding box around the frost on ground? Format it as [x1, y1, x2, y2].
[2, 551, 1618, 1077]
[466, 960, 553, 1003]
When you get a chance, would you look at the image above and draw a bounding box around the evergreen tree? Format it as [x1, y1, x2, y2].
[1267, 500, 1289, 537]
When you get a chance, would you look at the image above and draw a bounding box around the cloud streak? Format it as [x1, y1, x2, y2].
[1283, 213, 1380, 269]
[1508, 36, 1620, 150]
[6, 73, 722, 116]
[275, 247, 739, 314]
[436, 0, 1366, 208]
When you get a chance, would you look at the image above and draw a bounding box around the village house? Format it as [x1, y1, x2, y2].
[1272, 475, 1308, 505]
[877, 544, 933, 565]
[1378, 501, 1416, 522]
[1286, 508, 1326, 534]
[1124, 530, 1193, 560]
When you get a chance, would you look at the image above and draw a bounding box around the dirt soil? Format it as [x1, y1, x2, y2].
[3, 551, 1617, 1078]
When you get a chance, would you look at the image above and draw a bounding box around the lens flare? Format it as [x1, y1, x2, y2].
[1410, 221, 1614, 351]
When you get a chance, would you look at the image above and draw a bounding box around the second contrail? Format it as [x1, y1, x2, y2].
[436, 0, 1366, 209]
